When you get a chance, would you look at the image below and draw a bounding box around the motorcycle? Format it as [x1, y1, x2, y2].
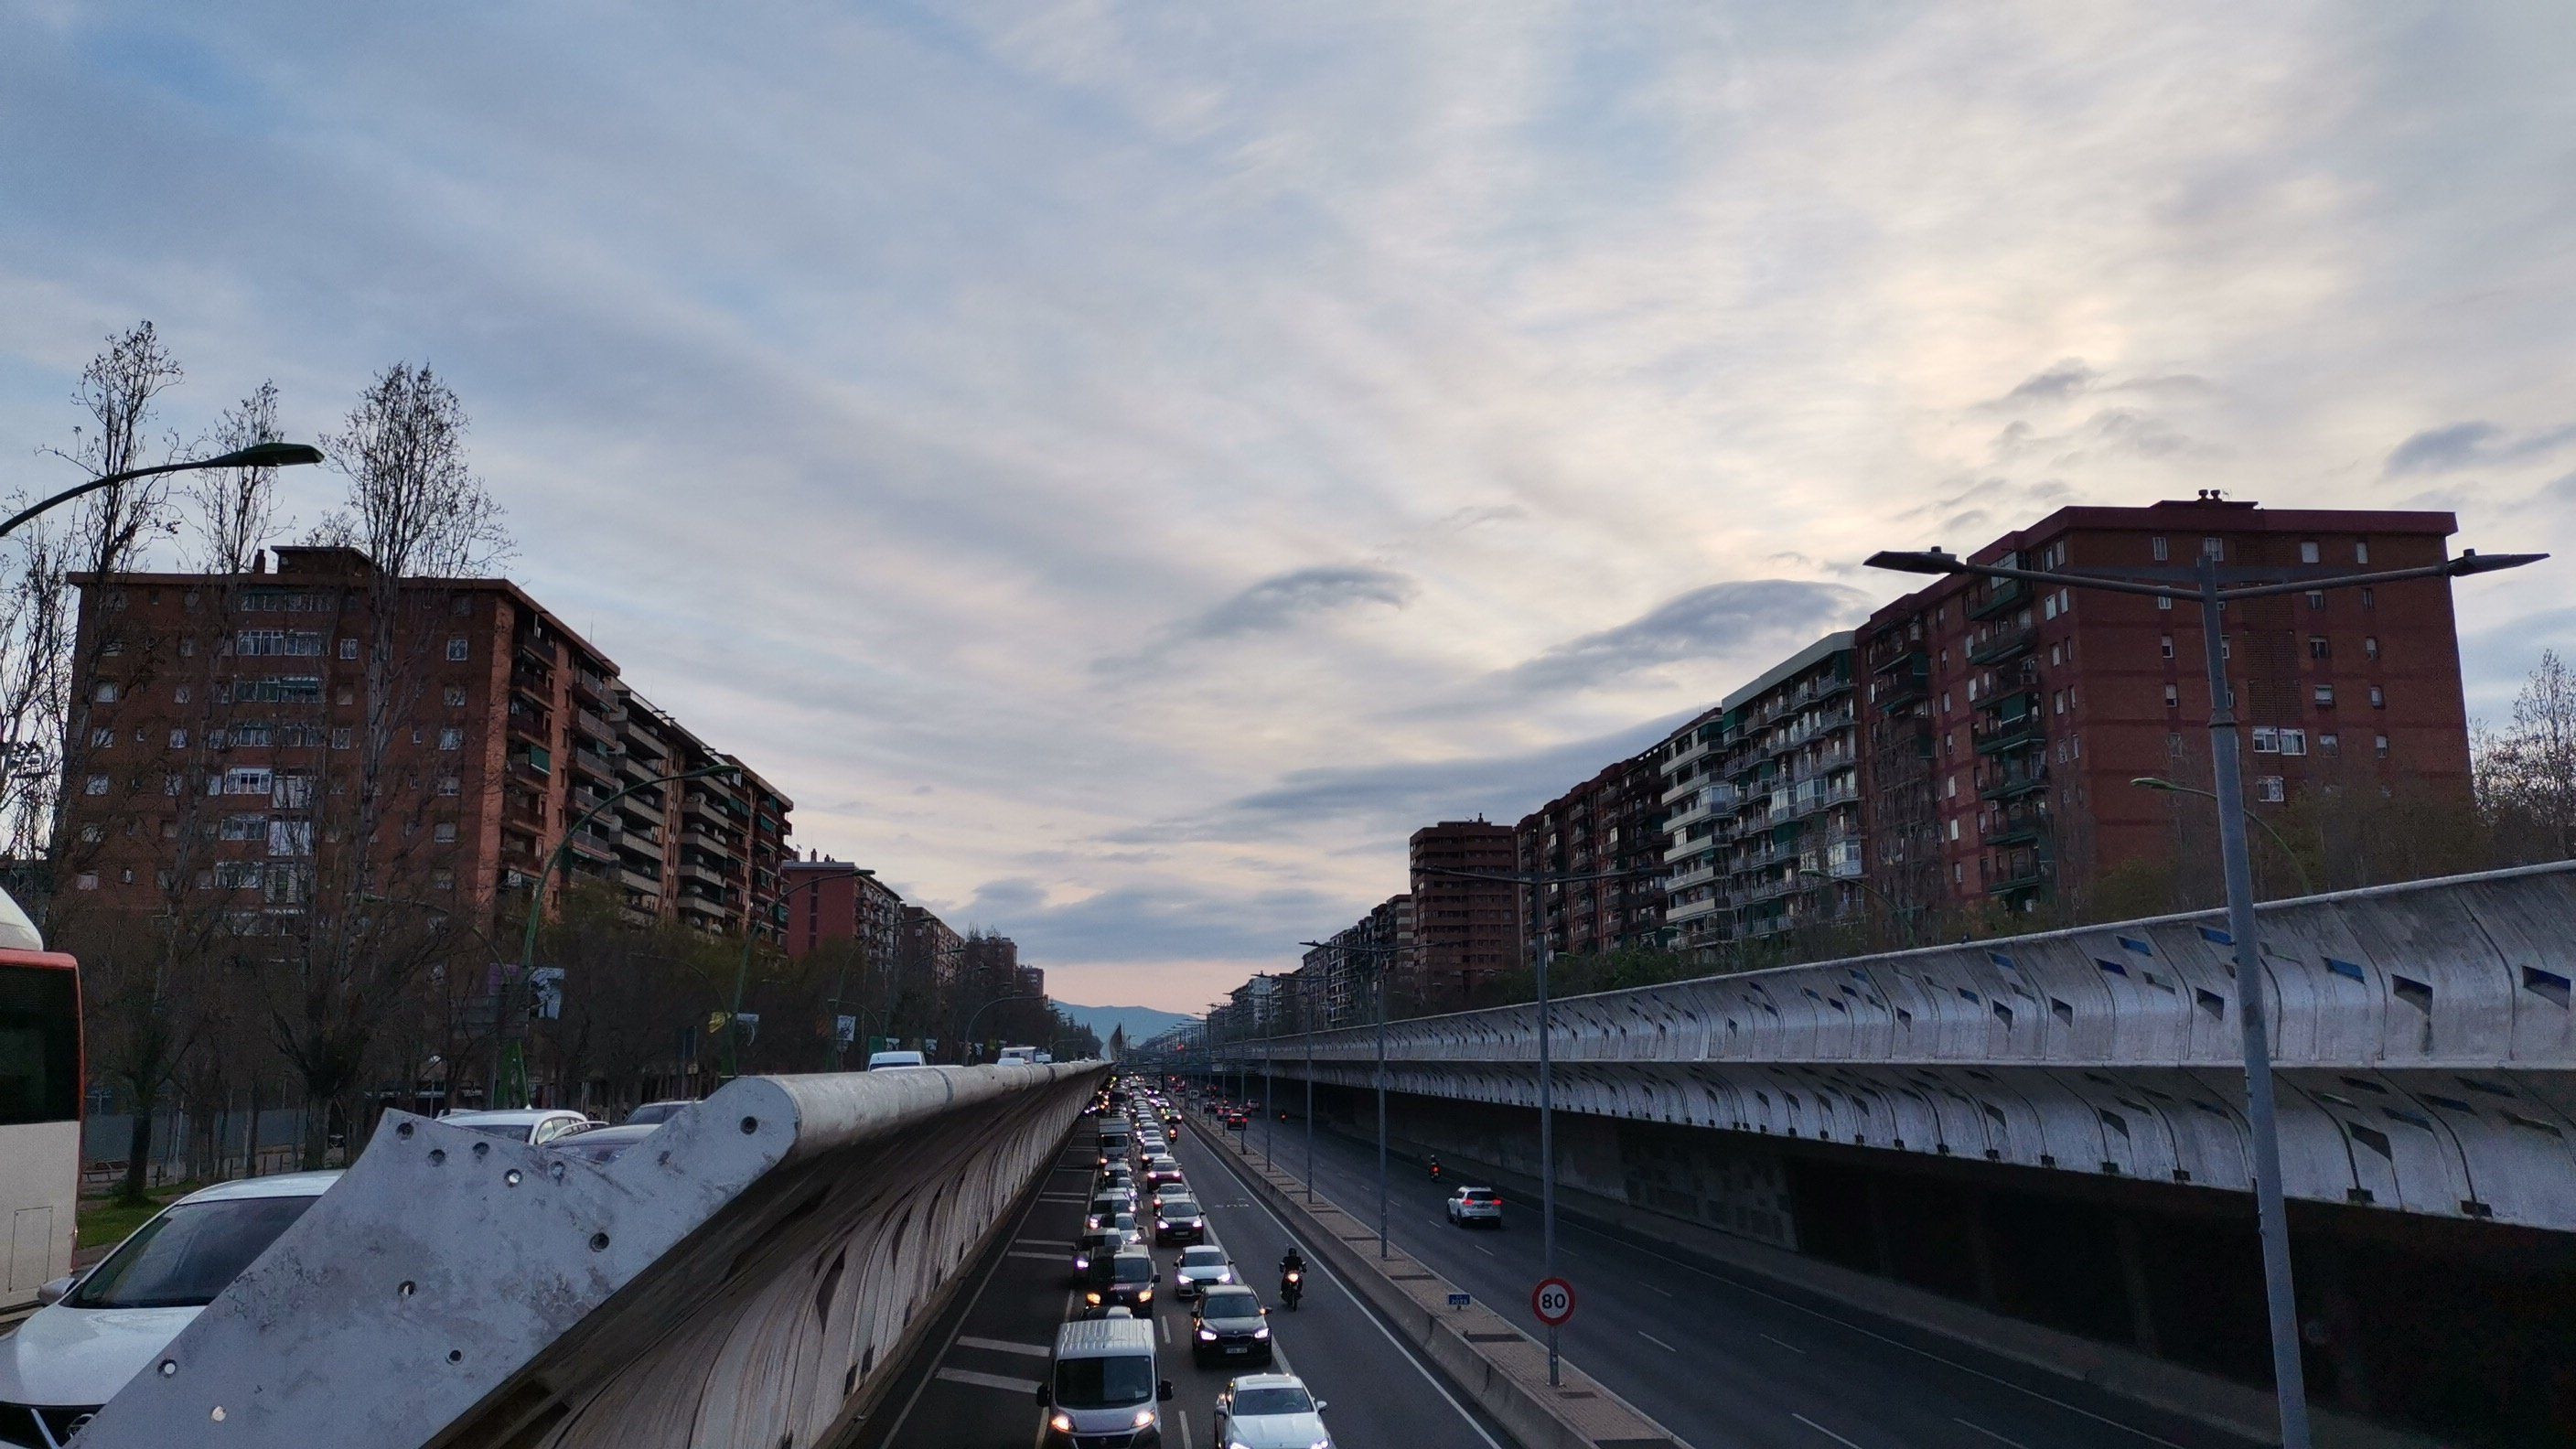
[1280, 1269, 1304, 1310]
[1427, 1161, 1444, 1183]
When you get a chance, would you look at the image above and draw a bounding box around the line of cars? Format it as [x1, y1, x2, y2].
[1041, 1077, 1335, 1449]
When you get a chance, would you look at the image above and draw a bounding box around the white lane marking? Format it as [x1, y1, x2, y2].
[1792, 1413, 1867, 1448]
[879, 1153, 1062, 1448]
[1763, 1334, 1808, 1355]
[1955, 1419, 2033, 1449]
[1004, 1250, 1063, 1262]
[1637, 1329, 1680, 1353]
[1552, 1216, 2194, 1449]
[1175, 1407, 1194, 1449]
[1016, 1238, 1073, 1249]
[1160, 1312, 1172, 1346]
[1192, 1131, 1502, 1449]
[956, 1335, 1050, 1359]
[1648, 1283, 1674, 1299]
[936, 1366, 1040, 1393]
[1473, 1244, 1496, 1258]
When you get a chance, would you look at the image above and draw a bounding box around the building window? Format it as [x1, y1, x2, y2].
[435, 821, 457, 843]
[226, 767, 274, 795]
[93, 682, 118, 703]
[75, 873, 98, 892]
[2321, 732, 2339, 755]
[83, 775, 109, 796]
[2364, 636, 2380, 660]
[2157, 595, 2174, 612]
[437, 776, 460, 797]
[2203, 536, 2225, 560]
[2251, 726, 2280, 754]
[446, 637, 468, 661]
[2305, 591, 2325, 611]
[2313, 684, 2335, 708]
[2360, 587, 2375, 609]
[2152, 535, 2170, 562]
[2042, 593, 2057, 621]
[2303, 635, 2328, 660]
[274, 773, 312, 808]
[2375, 734, 2390, 757]
[214, 861, 263, 890]
[268, 820, 313, 857]
[2300, 541, 2320, 564]
[2164, 683, 2180, 709]
[432, 868, 456, 892]
[2160, 634, 2174, 660]
[339, 638, 358, 660]
[220, 814, 265, 842]
[2356, 542, 2370, 564]
[169, 729, 188, 749]
[332, 727, 352, 749]
[452, 596, 472, 617]
[175, 684, 191, 705]
[440, 727, 464, 751]
[2280, 728, 2307, 757]
[1947, 818, 1959, 842]
[2220, 636, 2231, 660]
[2369, 685, 2385, 708]
[2257, 776, 2286, 804]
[445, 685, 467, 707]
[88, 727, 113, 748]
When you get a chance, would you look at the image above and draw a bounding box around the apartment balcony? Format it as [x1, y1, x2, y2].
[1988, 865, 2048, 898]
[617, 788, 666, 823]
[1979, 762, 2049, 801]
[1666, 895, 1720, 925]
[1972, 718, 2045, 756]
[1972, 683, 2039, 719]
[678, 859, 727, 888]
[574, 707, 616, 743]
[571, 669, 614, 708]
[568, 830, 617, 865]
[1871, 646, 1926, 678]
[507, 708, 549, 746]
[1968, 576, 2030, 621]
[682, 825, 740, 858]
[1668, 860, 1719, 891]
[1967, 623, 2037, 667]
[1987, 803, 2051, 850]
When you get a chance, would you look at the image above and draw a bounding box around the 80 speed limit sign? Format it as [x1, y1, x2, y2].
[1531, 1276, 1575, 1326]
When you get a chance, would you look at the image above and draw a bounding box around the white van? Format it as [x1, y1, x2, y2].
[996, 1045, 1040, 1065]
[865, 1049, 928, 1070]
[1036, 1314, 1171, 1446]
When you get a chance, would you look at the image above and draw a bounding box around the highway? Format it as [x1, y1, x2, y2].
[1208, 1100, 2258, 1449]
[848, 1109, 1508, 1449]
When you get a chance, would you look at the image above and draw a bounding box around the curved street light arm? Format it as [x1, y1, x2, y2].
[3, 443, 325, 539]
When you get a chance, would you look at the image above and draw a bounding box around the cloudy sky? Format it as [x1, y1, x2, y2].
[5, 3, 2572, 1012]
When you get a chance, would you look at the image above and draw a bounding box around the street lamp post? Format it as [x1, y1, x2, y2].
[4, 442, 324, 540]
[517, 763, 741, 1108]
[2131, 776, 2317, 897]
[963, 992, 1046, 1062]
[1417, 863, 1654, 1388]
[1866, 537, 2545, 1449]
[1305, 939, 1404, 1257]
[723, 865, 878, 1081]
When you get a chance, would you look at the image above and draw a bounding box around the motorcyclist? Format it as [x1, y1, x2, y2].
[1427, 1154, 1443, 1181]
[1278, 1246, 1306, 1306]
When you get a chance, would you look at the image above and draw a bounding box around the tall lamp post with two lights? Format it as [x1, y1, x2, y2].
[1864, 533, 2544, 1449]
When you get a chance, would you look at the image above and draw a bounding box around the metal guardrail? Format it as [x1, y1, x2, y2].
[77, 1061, 1106, 1449]
[1223, 863, 2576, 1228]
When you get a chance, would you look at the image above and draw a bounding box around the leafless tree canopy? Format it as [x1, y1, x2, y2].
[187, 379, 288, 574]
[326, 362, 510, 581]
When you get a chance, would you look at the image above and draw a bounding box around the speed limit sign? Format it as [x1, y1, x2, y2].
[1531, 1276, 1575, 1326]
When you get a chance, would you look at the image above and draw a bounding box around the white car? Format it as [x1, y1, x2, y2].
[0, 1173, 340, 1447]
[1214, 1372, 1333, 1449]
[1445, 1186, 1504, 1228]
[437, 1108, 596, 1145]
[866, 1049, 930, 1069]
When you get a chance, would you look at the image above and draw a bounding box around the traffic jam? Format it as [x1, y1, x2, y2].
[1043, 1077, 1332, 1449]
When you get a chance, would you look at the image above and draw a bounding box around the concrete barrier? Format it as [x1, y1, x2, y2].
[1191, 1117, 1683, 1449]
[76, 1062, 1106, 1449]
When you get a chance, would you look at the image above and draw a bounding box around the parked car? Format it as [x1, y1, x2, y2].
[1214, 1373, 1332, 1449]
[1189, 1285, 1272, 1367]
[0, 1173, 340, 1445]
[1445, 1186, 1504, 1228]
[551, 1123, 660, 1162]
[622, 1100, 694, 1126]
[1171, 1245, 1234, 1301]
[437, 1109, 596, 1144]
[866, 1049, 929, 1069]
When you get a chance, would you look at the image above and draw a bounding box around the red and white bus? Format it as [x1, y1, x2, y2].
[0, 885, 80, 1314]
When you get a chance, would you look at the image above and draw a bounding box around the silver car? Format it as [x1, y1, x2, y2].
[1445, 1186, 1504, 1228]
[1214, 1372, 1333, 1449]
[1171, 1245, 1235, 1301]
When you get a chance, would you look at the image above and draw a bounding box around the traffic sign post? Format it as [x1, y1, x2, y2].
[1532, 1276, 1573, 1384]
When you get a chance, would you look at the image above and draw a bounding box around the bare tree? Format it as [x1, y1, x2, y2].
[2478, 649, 2576, 863]
[186, 380, 289, 574]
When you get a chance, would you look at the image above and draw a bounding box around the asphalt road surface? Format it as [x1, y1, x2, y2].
[1215, 1103, 2259, 1449]
[846, 1114, 1507, 1449]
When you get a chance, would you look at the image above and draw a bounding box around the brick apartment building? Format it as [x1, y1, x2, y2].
[1857, 498, 2472, 914]
[1408, 820, 1521, 1011]
[58, 547, 792, 945]
[780, 853, 907, 966]
[1295, 891, 1413, 1029]
[1517, 748, 1671, 960]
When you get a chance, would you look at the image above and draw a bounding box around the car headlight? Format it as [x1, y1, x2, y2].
[1197, 1327, 1218, 1340]
[1074, 1256, 1089, 1270]
[1049, 1411, 1073, 1432]
[1087, 1292, 1102, 1304]
[1310, 1439, 1332, 1449]
[1132, 1409, 1156, 1428]
[1252, 1326, 1270, 1339]
[1138, 1288, 1153, 1300]
[1218, 1269, 1232, 1282]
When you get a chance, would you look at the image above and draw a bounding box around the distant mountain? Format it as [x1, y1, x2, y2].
[1054, 1003, 1197, 1048]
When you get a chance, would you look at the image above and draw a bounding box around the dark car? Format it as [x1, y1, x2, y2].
[1142, 1154, 1184, 1188]
[1153, 1196, 1206, 1247]
[1190, 1285, 1272, 1367]
[1071, 1228, 1128, 1282]
[1225, 1112, 1249, 1132]
[1083, 1248, 1158, 1317]
[622, 1100, 694, 1127]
